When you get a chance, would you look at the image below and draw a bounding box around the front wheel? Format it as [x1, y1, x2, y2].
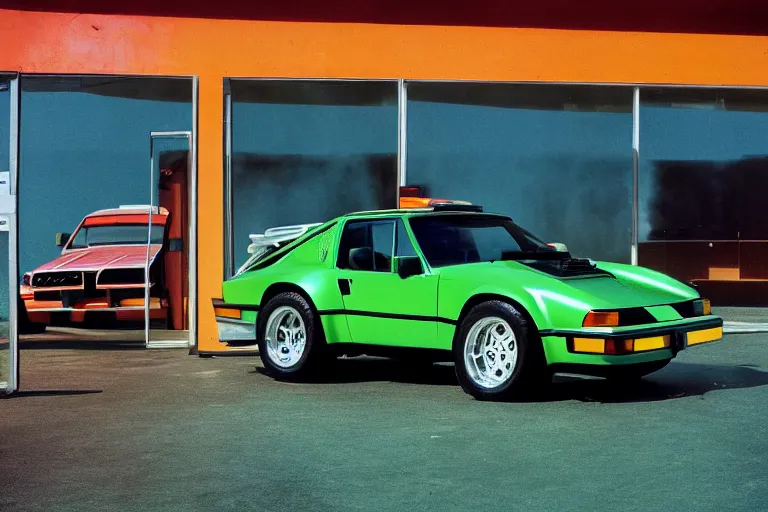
[453, 300, 547, 401]
[257, 292, 326, 380]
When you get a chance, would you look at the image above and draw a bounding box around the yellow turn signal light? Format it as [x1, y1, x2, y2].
[214, 307, 242, 320]
[582, 311, 620, 327]
[572, 335, 671, 355]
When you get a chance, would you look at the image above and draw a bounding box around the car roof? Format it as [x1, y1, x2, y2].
[88, 205, 170, 217]
[341, 208, 507, 220]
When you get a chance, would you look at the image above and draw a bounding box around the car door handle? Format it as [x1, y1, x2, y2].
[338, 278, 351, 296]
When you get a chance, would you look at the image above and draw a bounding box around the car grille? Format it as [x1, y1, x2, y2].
[97, 268, 146, 286]
[32, 271, 83, 288]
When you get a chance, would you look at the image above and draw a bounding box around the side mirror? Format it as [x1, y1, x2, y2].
[547, 242, 568, 252]
[55, 232, 71, 247]
[395, 256, 423, 279]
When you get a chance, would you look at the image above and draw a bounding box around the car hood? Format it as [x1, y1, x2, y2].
[32, 245, 162, 273]
[439, 259, 698, 311]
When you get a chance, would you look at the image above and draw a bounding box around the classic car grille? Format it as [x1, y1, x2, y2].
[33, 291, 61, 301]
[31, 271, 82, 288]
[97, 268, 146, 286]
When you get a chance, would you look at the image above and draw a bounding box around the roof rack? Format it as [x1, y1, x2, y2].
[247, 223, 322, 254]
[432, 204, 484, 213]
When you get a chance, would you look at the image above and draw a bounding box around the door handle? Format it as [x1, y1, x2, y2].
[338, 278, 351, 296]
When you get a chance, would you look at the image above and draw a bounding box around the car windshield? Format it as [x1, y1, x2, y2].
[69, 224, 165, 248]
[408, 214, 563, 268]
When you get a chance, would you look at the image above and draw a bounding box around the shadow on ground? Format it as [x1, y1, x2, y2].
[256, 358, 768, 404]
[1, 389, 103, 399]
[19, 340, 146, 350]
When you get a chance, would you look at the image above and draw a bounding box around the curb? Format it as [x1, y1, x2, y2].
[723, 322, 768, 334]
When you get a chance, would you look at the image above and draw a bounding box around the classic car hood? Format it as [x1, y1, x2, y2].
[32, 245, 162, 273]
[440, 259, 697, 310]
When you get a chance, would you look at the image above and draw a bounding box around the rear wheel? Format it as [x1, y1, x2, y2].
[257, 292, 326, 380]
[453, 300, 548, 401]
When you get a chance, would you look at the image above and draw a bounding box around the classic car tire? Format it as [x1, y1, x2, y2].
[257, 292, 326, 381]
[453, 300, 546, 401]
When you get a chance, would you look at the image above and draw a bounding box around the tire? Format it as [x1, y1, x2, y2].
[17, 295, 47, 335]
[453, 300, 548, 401]
[604, 359, 671, 382]
[257, 291, 326, 381]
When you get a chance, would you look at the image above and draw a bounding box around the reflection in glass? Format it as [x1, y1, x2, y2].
[147, 135, 191, 345]
[638, 88, 768, 307]
[230, 80, 399, 270]
[406, 82, 633, 263]
[18, 76, 191, 343]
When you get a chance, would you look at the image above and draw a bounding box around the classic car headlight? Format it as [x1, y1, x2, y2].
[582, 311, 620, 327]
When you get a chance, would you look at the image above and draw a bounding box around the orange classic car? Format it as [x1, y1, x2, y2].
[20, 205, 172, 331]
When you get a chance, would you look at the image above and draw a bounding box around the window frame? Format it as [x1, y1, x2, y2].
[335, 217, 399, 273]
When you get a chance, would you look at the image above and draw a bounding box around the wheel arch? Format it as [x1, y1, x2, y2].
[260, 282, 320, 316]
[455, 293, 541, 336]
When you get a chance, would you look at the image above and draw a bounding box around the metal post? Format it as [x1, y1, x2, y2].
[145, 137, 154, 346]
[7, 74, 20, 393]
[223, 79, 234, 279]
[397, 79, 408, 191]
[146, 131, 192, 349]
[631, 86, 640, 266]
[189, 77, 199, 351]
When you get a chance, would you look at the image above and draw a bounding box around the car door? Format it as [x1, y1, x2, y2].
[336, 217, 438, 347]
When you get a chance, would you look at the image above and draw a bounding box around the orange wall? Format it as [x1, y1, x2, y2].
[2, 9, 768, 352]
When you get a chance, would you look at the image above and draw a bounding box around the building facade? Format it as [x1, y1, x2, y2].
[2, 1, 768, 387]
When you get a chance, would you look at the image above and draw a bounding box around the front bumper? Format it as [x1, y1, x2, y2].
[24, 298, 167, 323]
[542, 315, 723, 366]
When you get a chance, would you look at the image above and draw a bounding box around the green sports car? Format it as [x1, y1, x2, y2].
[213, 204, 723, 400]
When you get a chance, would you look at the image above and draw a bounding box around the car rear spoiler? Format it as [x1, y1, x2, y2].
[246, 223, 323, 255]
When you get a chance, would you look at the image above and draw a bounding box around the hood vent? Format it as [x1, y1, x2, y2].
[521, 258, 614, 279]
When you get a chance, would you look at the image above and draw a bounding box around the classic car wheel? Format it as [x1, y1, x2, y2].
[453, 300, 546, 401]
[257, 292, 326, 380]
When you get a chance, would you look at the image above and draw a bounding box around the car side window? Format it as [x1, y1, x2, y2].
[337, 220, 396, 272]
[396, 220, 418, 257]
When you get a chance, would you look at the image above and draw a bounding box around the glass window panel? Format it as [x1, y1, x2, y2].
[18, 76, 191, 342]
[406, 82, 633, 263]
[337, 220, 395, 272]
[638, 87, 768, 309]
[230, 80, 399, 269]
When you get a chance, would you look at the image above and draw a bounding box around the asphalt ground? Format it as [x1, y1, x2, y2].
[1, 333, 767, 512]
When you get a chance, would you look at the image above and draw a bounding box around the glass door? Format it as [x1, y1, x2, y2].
[145, 131, 191, 348]
[1, 74, 19, 393]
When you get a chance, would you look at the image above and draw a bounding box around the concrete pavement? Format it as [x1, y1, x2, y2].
[1, 333, 767, 511]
